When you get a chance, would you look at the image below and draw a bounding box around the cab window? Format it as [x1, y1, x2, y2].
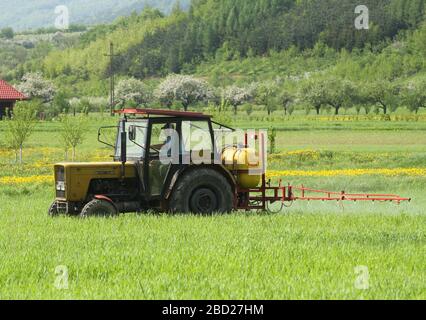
[115, 120, 148, 160]
[149, 122, 178, 159]
[181, 120, 213, 153]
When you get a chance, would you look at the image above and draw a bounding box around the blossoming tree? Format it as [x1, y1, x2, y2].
[17, 72, 56, 103]
[222, 85, 252, 115]
[116, 78, 151, 108]
[155, 74, 213, 111]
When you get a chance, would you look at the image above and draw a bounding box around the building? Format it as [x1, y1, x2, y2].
[0, 80, 28, 119]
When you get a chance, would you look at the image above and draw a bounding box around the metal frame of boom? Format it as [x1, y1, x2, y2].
[236, 133, 411, 211]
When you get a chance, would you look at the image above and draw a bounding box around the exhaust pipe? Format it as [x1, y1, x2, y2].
[120, 119, 127, 179]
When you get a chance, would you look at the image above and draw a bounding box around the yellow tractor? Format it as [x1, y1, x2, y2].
[49, 108, 262, 217]
[49, 108, 410, 217]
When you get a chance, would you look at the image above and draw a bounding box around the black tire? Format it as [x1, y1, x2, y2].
[80, 199, 118, 218]
[48, 201, 70, 216]
[48, 201, 61, 217]
[169, 168, 233, 214]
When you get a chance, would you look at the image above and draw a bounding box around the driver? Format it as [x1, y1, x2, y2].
[149, 123, 178, 161]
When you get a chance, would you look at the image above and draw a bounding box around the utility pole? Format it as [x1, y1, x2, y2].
[104, 42, 119, 116]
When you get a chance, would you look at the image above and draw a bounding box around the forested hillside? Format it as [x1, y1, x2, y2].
[2, 0, 425, 108]
[34, 0, 425, 82]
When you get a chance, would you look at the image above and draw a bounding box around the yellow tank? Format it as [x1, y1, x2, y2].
[222, 147, 261, 189]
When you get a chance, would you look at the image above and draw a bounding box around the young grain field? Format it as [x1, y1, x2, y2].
[0, 117, 425, 299]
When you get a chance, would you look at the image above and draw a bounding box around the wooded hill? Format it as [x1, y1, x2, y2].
[4, 0, 426, 98]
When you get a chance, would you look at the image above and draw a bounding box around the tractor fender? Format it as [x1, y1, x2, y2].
[93, 195, 119, 212]
[94, 195, 114, 203]
[164, 164, 237, 200]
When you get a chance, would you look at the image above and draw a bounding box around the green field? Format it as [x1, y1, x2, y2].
[0, 116, 425, 299]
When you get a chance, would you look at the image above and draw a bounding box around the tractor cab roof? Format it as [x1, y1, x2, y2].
[114, 108, 212, 119]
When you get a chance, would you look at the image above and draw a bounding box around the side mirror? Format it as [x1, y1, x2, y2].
[129, 125, 136, 141]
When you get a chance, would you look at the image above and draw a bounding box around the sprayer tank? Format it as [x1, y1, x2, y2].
[222, 147, 261, 189]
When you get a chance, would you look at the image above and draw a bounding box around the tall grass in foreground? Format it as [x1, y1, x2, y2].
[0, 191, 424, 300]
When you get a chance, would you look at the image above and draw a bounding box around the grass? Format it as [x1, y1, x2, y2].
[0, 116, 425, 299]
[0, 192, 424, 300]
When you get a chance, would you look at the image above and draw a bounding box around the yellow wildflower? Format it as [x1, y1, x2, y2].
[0, 175, 53, 185]
[267, 168, 426, 178]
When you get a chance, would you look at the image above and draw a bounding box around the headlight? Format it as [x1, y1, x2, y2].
[56, 181, 65, 191]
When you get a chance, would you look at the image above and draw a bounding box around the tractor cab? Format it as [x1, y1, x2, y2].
[106, 109, 224, 199]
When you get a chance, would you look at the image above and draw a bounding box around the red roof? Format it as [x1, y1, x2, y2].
[115, 108, 212, 119]
[0, 80, 27, 101]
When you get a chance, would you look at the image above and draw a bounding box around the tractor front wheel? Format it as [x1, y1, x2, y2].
[48, 201, 63, 217]
[169, 168, 233, 214]
[80, 199, 118, 218]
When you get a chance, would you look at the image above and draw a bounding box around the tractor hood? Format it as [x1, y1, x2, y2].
[54, 162, 138, 202]
[55, 161, 137, 171]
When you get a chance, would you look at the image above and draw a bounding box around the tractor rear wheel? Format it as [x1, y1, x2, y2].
[169, 168, 233, 214]
[80, 199, 118, 218]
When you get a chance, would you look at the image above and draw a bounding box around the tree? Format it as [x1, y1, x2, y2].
[60, 114, 87, 161]
[0, 28, 15, 39]
[226, 6, 239, 34]
[171, 0, 184, 16]
[52, 91, 71, 115]
[78, 98, 92, 115]
[0, 27, 14, 39]
[402, 81, 426, 114]
[5, 101, 38, 164]
[222, 85, 252, 115]
[165, 48, 181, 74]
[17, 73, 56, 103]
[207, 98, 233, 128]
[268, 127, 277, 154]
[352, 82, 372, 115]
[366, 80, 400, 114]
[154, 83, 175, 109]
[279, 89, 295, 115]
[116, 78, 151, 108]
[154, 75, 213, 111]
[323, 78, 355, 115]
[300, 80, 327, 115]
[254, 82, 279, 115]
[244, 104, 254, 116]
